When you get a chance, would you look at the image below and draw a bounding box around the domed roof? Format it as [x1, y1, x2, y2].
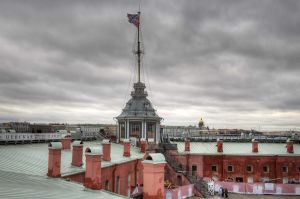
[116, 82, 161, 120]
[198, 117, 204, 127]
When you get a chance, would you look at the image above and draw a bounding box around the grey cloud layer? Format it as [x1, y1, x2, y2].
[0, 0, 299, 130]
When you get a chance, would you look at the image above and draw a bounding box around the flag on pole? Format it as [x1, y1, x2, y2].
[127, 13, 140, 27]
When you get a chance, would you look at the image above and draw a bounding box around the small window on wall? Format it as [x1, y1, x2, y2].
[263, 165, 269, 173]
[298, 167, 300, 173]
[212, 165, 218, 172]
[246, 165, 253, 173]
[282, 166, 288, 173]
[192, 165, 197, 176]
[192, 165, 197, 172]
[227, 165, 234, 172]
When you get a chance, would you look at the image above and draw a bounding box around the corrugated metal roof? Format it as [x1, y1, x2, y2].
[0, 170, 125, 199]
[0, 142, 144, 176]
[0, 142, 144, 199]
[175, 142, 300, 156]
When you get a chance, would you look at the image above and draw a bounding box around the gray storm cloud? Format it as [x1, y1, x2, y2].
[0, 0, 299, 131]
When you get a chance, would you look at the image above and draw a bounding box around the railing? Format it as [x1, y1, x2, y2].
[95, 131, 109, 141]
[162, 134, 300, 143]
[162, 150, 210, 198]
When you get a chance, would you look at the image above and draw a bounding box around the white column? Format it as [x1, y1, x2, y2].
[141, 121, 145, 139]
[144, 122, 147, 139]
[123, 121, 126, 141]
[126, 120, 130, 139]
[156, 122, 160, 144]
[116, 121, 119, 143]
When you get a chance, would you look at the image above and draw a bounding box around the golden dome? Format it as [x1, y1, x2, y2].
[198, 117, 204, 128]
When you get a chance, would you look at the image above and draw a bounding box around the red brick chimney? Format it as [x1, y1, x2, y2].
[102, 139, 111, 161]
[217, 139, 223, 153]
[252, 139, 258, 153]
[61, 135, 71, 150]
[142, 153, 166, 199]
[84, 147, 102, 190]
[184, 138, 190, 152]
[286, 139, 294, 153]
[71, 140, 83, 167]
[140, 138, 147, 153]
[123, 139, 131, 157]
[47, 142, 62, 177]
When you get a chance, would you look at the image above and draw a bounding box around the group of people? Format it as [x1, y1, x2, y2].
[218, 187, 229, 198]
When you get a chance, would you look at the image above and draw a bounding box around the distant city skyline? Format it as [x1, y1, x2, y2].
[0, 1, 300, 131]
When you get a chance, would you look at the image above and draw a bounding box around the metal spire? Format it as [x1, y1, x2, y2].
[137, 10, 141, 83]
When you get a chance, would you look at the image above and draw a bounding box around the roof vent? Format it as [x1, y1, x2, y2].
[143, 153, 166, 164]
[48, 142, 62, 149]
[85, 147, 102, 155]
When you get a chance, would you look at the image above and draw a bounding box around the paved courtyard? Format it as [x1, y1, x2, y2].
[215, 194, 300, 199]
[191, 193, 300, 199]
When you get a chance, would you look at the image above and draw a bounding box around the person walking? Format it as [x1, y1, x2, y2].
[224, 188, 228, 198]
[218, 187, 223, 197]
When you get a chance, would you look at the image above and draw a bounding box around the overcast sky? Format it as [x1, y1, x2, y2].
[0, 0, 299, 131]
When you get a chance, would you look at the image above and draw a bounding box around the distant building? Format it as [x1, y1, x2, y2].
[198, 118, 205, 129]
[29, 123, 51, 133]
[79, 124, 102, 133]
[9, 122, 30, 133]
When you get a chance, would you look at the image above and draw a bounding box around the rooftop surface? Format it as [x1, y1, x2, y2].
[0, 141, 144, 199]
[175, 142, 300, 156]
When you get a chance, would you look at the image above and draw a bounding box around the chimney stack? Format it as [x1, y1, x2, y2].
[286, 139, 294, 153]
[184, 138, 190, 152]
[142, 153, 166, 199]
[72, 141, 83, 167]
[217, 139, 223, 153]
[61, 136, 72, 150]
[140, 138, 147, 153]
[47, 142, 62, 177]
[123, 139, 131, 157]
[84, 147, 102, 190]
[252, 139, 258, 153]
[102, 139, 111, 161]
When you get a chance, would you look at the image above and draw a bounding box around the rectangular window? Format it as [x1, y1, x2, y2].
[147, 123, 155, 139]
[227, 165, 234, 172]
[192, 165, 197, 175]
[132, 124, 140, 132]
[263, 165, 269, 173]
[120, 123, 125, 138]
[282, 166, 288, 173]
[147, 123, 154, 131]
[130, 123, 140, 138]
[246, 165, 253, 173]
[212, 165, 218, 172]
[192, 165, 197, 171]
[298, 167, 300, 173]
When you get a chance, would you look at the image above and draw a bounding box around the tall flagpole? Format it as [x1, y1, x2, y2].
[137, 11, 141, 83]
